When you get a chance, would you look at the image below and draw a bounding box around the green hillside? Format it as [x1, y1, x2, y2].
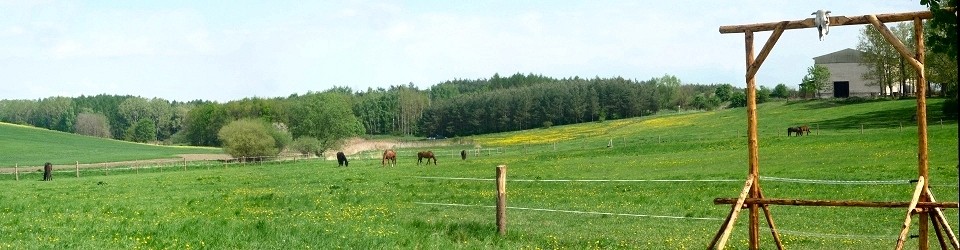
[0, 122, 222, 167]
[0, 99, 956, 249]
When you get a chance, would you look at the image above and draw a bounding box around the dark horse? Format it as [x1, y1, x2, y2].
[336, 152, 349, 167]
[787, 125, 811, 136]
[418, 151, 437, 165]
[382, 150, 397, 167]
[43, 162, 53, 181]
[460, 150, 466, 160]
[787, 127, 802, 136]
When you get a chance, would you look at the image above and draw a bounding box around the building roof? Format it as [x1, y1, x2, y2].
[813, 48, 864, 64]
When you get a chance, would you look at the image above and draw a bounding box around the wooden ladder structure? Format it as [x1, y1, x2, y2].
[709, 10, 959, 250]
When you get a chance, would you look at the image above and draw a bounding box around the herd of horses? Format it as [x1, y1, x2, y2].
[335, 149, 469, 167]
[335, 125, 810, 167]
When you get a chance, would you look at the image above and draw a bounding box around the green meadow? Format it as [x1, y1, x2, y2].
[0, 99, 957, 249]
[0, 123, 222, 167]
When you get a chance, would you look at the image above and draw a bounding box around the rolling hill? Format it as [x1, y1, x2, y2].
[0, 122, 223, 167]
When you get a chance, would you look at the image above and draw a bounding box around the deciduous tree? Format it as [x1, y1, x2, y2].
[801, 65, 831, 98]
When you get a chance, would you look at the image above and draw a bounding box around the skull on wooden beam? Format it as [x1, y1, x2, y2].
[811, 9, 831, 41]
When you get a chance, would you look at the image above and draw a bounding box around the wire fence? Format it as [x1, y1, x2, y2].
[0, 154, 321, 181]
[414, 173, 958, 241]
[413, 175, 957, 187]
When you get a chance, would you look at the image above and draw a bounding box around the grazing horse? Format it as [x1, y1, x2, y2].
[460, 150, 466, 160]
[336, 152, 349, 167]
[787, 127, 803, 137]
[798, 125, 811, 135]
[417, 151, 437, 165]
[43, 162, 53, 181]
[382, 150, 397, 167]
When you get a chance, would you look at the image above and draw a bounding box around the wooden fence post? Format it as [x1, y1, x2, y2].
[861, 124, 864, 134]
[496, 165, 507, 236]
[14, 163, 18, 181]
[75, 161, 79, 178]
[183, 157, 187, 171]
[104, 164, 108, 176]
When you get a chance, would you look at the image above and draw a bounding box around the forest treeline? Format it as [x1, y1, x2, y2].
[0, 73, 784, 148]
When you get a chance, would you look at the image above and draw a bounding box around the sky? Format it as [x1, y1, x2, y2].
[0, 0, 928, 102]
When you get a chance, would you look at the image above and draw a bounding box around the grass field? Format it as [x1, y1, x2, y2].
[0, 99, 957, 249]
[0, 123, 223, 167]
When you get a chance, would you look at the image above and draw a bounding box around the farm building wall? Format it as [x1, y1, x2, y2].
[812, 48, 911, 98]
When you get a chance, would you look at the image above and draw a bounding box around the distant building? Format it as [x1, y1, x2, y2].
[812, 48, 910, 97]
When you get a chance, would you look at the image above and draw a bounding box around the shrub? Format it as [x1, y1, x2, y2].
[290, 136, 323, 157]
[218, 119, 279, 158]
[75, 113, 112, 139]
[771, 83, 790, 99]
[943, 98, 958, 118]
[728, 91, 747, 108]
[757, 86, 772, 104]
[268, 122, 293, 152]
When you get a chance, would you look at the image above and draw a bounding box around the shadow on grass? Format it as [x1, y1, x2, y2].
[812, 105, 953, 130]
[408, 219, 495, 242]
[785, 97, 895, 110]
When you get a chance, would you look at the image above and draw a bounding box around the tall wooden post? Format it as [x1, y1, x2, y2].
[75, 161, 79, 178]
[496, 165, 507, 236]
[744, 30, 761, 250]
[913, 17, 930, 250]
[14, 164, 18, 181]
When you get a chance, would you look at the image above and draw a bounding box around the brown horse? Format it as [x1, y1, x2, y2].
[382, 150, 397, 167]
[43, 162, 53, 181]
[798, 125, 811, 135]
[417, 151, 437, 165]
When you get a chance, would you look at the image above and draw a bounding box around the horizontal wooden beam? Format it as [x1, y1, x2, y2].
[714, 198, 959, 208]
[720, 10, 933, 34]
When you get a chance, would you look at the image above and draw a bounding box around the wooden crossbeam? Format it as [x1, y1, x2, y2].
[745, 22, 786, 79]
[719, 10, 932, 34]
[866, 15, 924, 72]
[713, 198, 958, 208]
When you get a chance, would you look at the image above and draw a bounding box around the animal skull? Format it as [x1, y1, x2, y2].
[811, 9, 831, 41]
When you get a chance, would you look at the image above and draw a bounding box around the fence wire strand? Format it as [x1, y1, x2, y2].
[413, 175, 957, 186]
[416, 201, 910, 240]
[414, 202, 723, 221]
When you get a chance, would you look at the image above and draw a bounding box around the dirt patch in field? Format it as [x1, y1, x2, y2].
[321, 137, 467, 160]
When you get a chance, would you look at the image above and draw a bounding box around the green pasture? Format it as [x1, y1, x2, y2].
[0, 123, 222, 167]
[0, 99, 957, 249]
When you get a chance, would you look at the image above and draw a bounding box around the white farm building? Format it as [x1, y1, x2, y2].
[812, 48, 911, 98]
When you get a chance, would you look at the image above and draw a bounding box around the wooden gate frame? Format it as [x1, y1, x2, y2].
[709, 10, 960, 250]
